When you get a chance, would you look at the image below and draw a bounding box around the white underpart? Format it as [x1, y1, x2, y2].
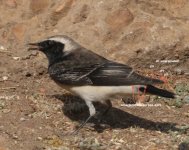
[70, 85, 145, 102]
[68, 85, 147, 116]
[49, 37, 79, 54]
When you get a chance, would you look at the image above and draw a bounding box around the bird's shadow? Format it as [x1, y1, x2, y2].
[51, 93, 182, 133]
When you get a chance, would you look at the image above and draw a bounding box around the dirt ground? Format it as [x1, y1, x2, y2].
[0, 0, 189, 150]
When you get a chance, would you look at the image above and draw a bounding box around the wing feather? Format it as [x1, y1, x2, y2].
[48, 60, 163, 86]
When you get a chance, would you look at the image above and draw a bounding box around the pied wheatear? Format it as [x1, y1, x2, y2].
[28, 35, 175, 134]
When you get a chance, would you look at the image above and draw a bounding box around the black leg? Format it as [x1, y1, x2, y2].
[95, 100, 112, 123]
[71, 115, 94, 135]
[68, 100, 112, 135]
[70, 101, 96, 135]
[102, 100, 112, 116]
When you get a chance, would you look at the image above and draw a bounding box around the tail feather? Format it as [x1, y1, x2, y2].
[139, 85, 175, 98]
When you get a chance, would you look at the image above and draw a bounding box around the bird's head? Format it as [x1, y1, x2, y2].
[28, 35, 79, 65]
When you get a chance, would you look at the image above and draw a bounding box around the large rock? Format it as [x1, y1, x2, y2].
[50, 0, 75, 26]
[105, 8, 134, 31]
[0, 0, 188, 71]
[11, 23, 27, 42]
[4, 0, 17, 8]
[30, 0, 50, 14]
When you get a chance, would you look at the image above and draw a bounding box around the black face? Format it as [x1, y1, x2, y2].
[38, 40, 64, 53]
[28, 40, 65, 65]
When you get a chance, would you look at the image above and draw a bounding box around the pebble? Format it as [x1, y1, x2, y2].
[12, 134, 18, 139]
[174, 68, 184, 75]
[24, 71, 32, 77]
[2, 76, 8, 81]
[183, 96, 189, 103]
[54, 0, 74, 13]
[2, 109, 11, 114]
[12, 57, 20, 61]
[149, 64, 155, 68]
[0, 46, 5, 50]
[37, 137, 43, 141]
[20, 117, 26, 121]
[184, 112, 189, 117]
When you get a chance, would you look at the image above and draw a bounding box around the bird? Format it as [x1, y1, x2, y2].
[28, 35, 175, 134]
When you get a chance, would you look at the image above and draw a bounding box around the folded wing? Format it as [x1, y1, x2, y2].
[89, 62, 164, 85]
[48, 60, 164, 86]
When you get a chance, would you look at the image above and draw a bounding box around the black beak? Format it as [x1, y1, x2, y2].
[27, 43, 43, 51]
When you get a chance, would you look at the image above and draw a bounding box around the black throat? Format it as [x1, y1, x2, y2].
[42, 41, 65, 66]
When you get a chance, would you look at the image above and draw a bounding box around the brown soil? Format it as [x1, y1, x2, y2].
[0, 0, 189, 150]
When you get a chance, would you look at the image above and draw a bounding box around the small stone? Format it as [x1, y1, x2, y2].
[2, 109, 11, 114]
[55, 3, 66, 13]
[12, 134, 18, 139]
[24, 71, 32, 77]
[54, 0, 74, 13]
[162, 118, 168, 122]
[2, 76, 8, 81]
[20, 117, 26, 121]
[183, 96, 189, 103]
[184, 112, 189, 117]
[21, 56, 29, 60]
[159, 69, 165, 73]
[0, 46, 5, 50]
[174, 68, 183, 75]
[53, 29, 59, 33]
[37, 137, 43, 141]
[149, 65, 155, 68]
[12, 57, 20, 61]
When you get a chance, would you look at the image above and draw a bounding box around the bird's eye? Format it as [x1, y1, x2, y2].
[48, 40, 54, 45]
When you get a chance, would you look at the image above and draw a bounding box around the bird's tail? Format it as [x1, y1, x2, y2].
[139, 85, 175, 98]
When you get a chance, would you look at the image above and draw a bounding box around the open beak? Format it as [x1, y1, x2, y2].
[27, 43, 42, 51]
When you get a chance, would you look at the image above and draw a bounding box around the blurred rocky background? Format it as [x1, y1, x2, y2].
[0, 0, 189, 73]
[0, 1, 189, 150]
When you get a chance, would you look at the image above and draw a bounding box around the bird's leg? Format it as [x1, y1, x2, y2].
[71, 101, 96, 135]
[137, 85, 147, 103]
[95, 100, 112, 123]
[102, 100, 112, 116]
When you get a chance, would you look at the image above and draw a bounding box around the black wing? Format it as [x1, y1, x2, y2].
[89, 62, 163, 85]
[48, 59, 104, 85]
[48, 60, 163, 86]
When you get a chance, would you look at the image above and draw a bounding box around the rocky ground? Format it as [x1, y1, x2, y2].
[0, 0, 189, 149]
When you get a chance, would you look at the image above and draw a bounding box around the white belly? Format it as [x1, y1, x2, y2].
[69, 85, 144, 102]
